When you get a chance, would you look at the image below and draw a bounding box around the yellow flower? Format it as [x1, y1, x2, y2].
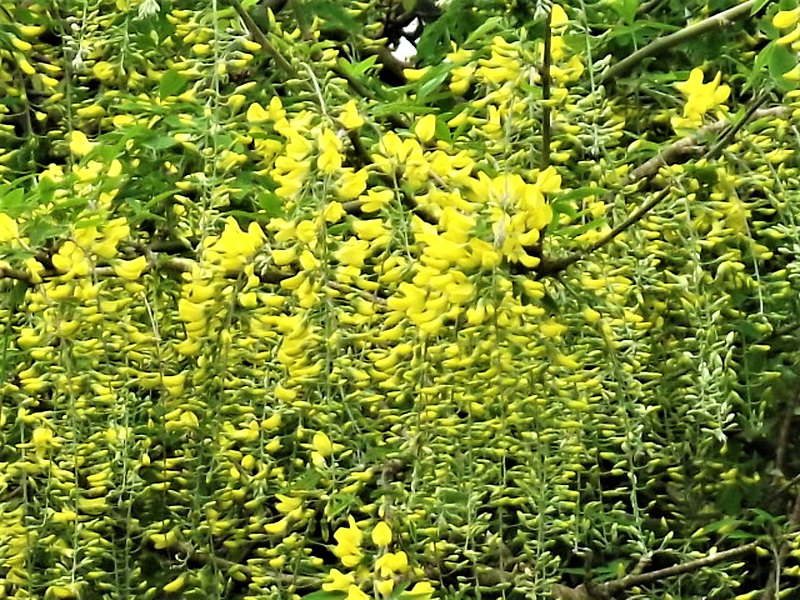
[322, 568, 354, 592]
[324, 201, 346, 223]
[163, 575, 186, 593]
[46, 585, 78, 599]
[0, 213, 19, 242]
[318, 128, 343, 174]
[32, 426, 54, 450]
[774, 8, 800, 29]
[551, 3, 568, 28]
[336, 238, 370, 268]
[403, 67, 429, 81]
[268, 96, 285, 121]
[92, 61, 115, 81]
[333, 516, 363, 566]
[312, 431, 334, 457]
[360, 189, 394, 213]
[113, 256, 148, 280]
[375, 551, 408, 577]
[247, 102, 269, 122]
[347, 585, 370, 600]
[18, 24, 46, 37]
[675, 68, 730, 124]
[340, 99, 364, 129]
[53, 241, 90, 277]
[207, 217, 265, 271]
[372, 521, 392, 546]
[539, 320, 567, 338]
[353, 219, 388, 241]
[414, 114, 437, 143]
[264, 517, 290, 535]
[338, 168, 368, 200]
[69, 130, 95, 156]
[376, 579, 395, 597]
[275, 494, 303, 514]
[402, 581, 435, 599]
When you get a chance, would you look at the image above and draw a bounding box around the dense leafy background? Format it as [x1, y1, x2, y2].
[3, 1, 800, 599]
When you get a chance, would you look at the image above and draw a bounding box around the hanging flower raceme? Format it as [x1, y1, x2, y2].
[468, 168, 558, 267]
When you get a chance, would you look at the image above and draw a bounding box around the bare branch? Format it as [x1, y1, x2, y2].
[536, 105, 789, 276]
[554, 541, 760, 600]
[231, 0, 302, 82]
[601, 0, 757, 83]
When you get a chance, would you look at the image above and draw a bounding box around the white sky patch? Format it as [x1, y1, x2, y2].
[394, 37, 417, 62]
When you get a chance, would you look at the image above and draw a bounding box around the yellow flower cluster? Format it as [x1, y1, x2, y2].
[324, 518, 436, 599]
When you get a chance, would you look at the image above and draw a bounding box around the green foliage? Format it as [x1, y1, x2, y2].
[1, 1, 800, 600]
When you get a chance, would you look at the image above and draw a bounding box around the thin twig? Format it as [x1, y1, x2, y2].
[541, 7, 552, 170]
[554, 541, 760, 600]
[536, 105, 788, 276]
[775, 389, 800, 475]
[601, 0, 757, 83]
[231, 0, 302, 81]
[761, 490, 800, 600]
[706, 92, 770, 160]
[636, 0, 666, 16]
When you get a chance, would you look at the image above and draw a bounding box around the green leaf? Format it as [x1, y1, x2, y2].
[159, 69, 188, 99]
[768, 43, 798, 90]
[557, 187, 607, 203]
[372, 102, 432, 116]
[300, 592, 344, 600]
[612, 0, 639, 24]
[142, 134, 177, 151]
[304, 0, 359, 31]
[752, 0, 772, 13]
[416, 66, 452, 103]
[464, 16, 503, 46]
[241, 0, 259, 8]
[434, 117, 451, 143]
[8, 280, 27, 312]
[0, 188, 25, 215]
[257, 192, 283, 217]
[402, 0, 417, 11]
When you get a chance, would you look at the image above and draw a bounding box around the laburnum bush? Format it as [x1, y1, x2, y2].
[6, 0, 800, 599]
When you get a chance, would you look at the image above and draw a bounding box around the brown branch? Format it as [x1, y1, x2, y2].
[601, 0, 757, 83]
[232, 0, 302, 82]
[537, 186, 671, 276]
[761, 382, 800, 600]
[760, 490, 800, 600]
[532, 7, 553, 262]
[0, 265, 35, 284]
[541, 8, 552, 170]
[362, 45, 411, 84]
[775, 389, 800, 476]
[536, 105, 789, 276]
[636, 0, 666, 16]
[553, 541, 760, 600]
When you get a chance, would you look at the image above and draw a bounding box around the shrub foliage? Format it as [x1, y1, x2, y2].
[3, 1, 800, 599]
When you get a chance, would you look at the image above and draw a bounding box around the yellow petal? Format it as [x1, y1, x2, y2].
[551, 4, 568, 28]
[69, 130, 94, 157]
[414, 114, 437, 143]
[113, 256, 148, 280]
[162, 575, 186, 593]
[774, 9, 800, 29]
[312, 431, 334, 457]
[0, 213, 19, 242]
[372, 521, 392, 546]
[247, 102, 269, 123]
[347, 585, 370, 600]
